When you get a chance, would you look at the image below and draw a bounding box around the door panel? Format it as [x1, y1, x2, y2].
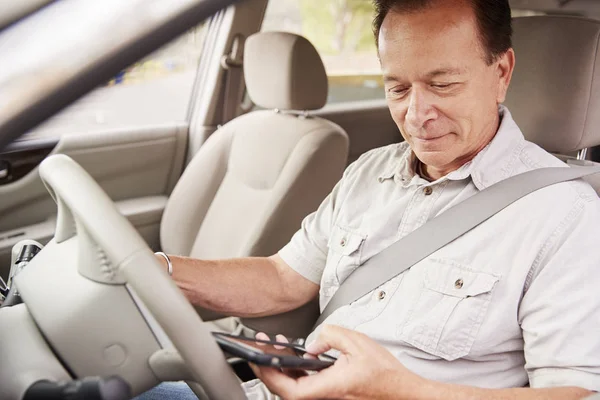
[0, 123, 187, 278]
[0, 141, 57, 186]
[0, 1, 269, 280]
[316, 100, 402, 165]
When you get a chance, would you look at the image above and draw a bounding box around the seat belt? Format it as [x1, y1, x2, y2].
[314, 165, 600, 329]
[220, 34, 245, 124]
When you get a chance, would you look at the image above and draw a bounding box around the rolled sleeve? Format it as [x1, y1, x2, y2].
[277, 154, 366, 285]
[530, 368, 600, 392]
[277, 191, 337, 284]
[519, 196, 600, 391]
[278, 167, 352, 285]
[279, 225, 326, 285]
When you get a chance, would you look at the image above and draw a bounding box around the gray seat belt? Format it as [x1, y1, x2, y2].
[220, 34, 245, 124]
[314, 165, 600, 329]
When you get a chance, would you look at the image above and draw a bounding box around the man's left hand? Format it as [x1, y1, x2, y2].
[250, 325, 427, 400]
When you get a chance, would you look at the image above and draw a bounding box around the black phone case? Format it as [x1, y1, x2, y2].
[213, 333, 334, 371]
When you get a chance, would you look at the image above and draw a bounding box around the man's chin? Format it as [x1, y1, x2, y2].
[413, 151, 455, 172]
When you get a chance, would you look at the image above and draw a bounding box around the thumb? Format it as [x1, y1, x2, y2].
[306, 324, 361, 355]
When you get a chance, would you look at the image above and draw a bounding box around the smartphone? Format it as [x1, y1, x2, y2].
[212, 332, 336, 371]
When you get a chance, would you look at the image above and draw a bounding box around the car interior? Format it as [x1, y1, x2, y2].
[2, 0, 600, 399]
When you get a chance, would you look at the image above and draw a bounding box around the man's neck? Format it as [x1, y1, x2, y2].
[415, 157, 433, 182]
[418, 111, 502, 181]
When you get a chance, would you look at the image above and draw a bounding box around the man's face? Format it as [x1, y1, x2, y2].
[379, 0, 515, 179]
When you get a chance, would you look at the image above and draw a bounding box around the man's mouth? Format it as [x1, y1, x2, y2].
[413, 134, 448, 143]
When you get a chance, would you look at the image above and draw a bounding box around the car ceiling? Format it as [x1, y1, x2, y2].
[0, 0, 54, 30]
[511, 0, 600, 19]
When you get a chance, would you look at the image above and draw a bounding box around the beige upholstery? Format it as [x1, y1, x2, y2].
[161, 112, 348, 259]
[160, 32, 348, 336]
[244, 32, 328, 111]
[506, 16, 600, 153]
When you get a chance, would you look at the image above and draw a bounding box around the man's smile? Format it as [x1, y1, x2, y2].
[412, 133, 451, 144]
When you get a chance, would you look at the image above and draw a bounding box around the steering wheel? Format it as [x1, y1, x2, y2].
[15, 154, 246, 399]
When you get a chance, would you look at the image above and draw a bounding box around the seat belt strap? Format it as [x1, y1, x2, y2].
[220, 34, 245, 123]
[314, 165, 600, 329]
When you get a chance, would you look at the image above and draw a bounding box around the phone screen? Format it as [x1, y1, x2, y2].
[213, 332, 337, 362]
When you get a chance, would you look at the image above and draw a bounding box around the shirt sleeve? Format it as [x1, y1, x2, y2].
[278, 178, 344, 285]
[519, 193, 600, 391]
[278, 154, 365, 285]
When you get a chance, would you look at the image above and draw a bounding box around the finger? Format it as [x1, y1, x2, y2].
[250, 362, 307, 380]
[248, 362, 264, 377]
[250, 364, 300, 398]
[275, 334, 289, 343]
[306, 325, 363, 355]
[281, 368, 308, 379]
[262, 365, 343, 400]
[255, 331, 270, 346]
[274, 334, 289, 349]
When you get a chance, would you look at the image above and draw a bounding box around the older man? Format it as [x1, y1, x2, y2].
[140, 0, 600, 399]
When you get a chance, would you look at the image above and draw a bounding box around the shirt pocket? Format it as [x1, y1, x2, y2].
[398, 259, 500, 361]
[326, 225, 366, 286]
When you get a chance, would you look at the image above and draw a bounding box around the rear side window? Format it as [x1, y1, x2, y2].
[105, 24, 207, 89]
[262, 0, 384, 105]
[29, 23, 208, 137]
[262, 4, 552, 105]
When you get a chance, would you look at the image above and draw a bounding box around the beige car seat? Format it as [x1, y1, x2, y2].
[505, 15, 600, 192]
[159, 32, 349, 337]
[506, 17, 600, 397]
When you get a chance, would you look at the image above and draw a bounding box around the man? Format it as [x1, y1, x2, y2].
[140, 0, 600, 398]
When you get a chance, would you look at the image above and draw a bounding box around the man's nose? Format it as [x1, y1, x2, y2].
[405, 88, 436, 130]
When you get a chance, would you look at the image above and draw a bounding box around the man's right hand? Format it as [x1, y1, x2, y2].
[250, 325, 426, 400]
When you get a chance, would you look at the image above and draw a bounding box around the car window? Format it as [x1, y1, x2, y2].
[105, 25, 206, 88]
[261, 3, 550, 106]
[27, 23, 207, 137]
[512, 10, 546, 17]
[262, 0, 383, 105]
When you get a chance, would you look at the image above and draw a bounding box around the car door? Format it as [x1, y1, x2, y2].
[0, 45, 200, 280]
[0, 0, 268, 279]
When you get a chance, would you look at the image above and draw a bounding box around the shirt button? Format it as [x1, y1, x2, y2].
[423, 187, 433, 196]
[377, 290, 386, 300]
[454, 279, 464, 289]
[340, 238, 347, 247]
[378, 177, 384, 183]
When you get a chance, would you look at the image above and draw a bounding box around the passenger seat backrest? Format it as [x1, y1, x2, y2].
[181, 112, 348, 260]
[160, 32, 349, 336]
[506, 16, 600, 193]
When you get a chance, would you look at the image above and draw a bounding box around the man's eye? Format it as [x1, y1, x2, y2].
[388, 87, 409, 96]
[431, 83, 455, 89]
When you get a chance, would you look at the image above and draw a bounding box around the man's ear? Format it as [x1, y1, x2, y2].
[496, 48, 516, 103]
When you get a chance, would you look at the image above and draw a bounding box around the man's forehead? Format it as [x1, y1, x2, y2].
[379, 10, 478, 50]
[379, 0, 477, 39]
[378, 2, 486, 79]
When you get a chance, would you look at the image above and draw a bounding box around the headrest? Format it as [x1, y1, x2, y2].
[505, 16, 600, 153]
[244, 32, 328, 111]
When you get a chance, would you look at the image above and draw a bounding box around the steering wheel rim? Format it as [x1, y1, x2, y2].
[38, 154, 246, 400]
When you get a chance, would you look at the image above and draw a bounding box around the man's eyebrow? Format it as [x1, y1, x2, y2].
[383, 68, 465, 83]
[425, 68, 465, 79]
[383, 74, 401, 83]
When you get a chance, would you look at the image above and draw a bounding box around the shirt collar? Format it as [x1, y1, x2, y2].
[466, 105, 525, 190]
[378, 105, 525, 190]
